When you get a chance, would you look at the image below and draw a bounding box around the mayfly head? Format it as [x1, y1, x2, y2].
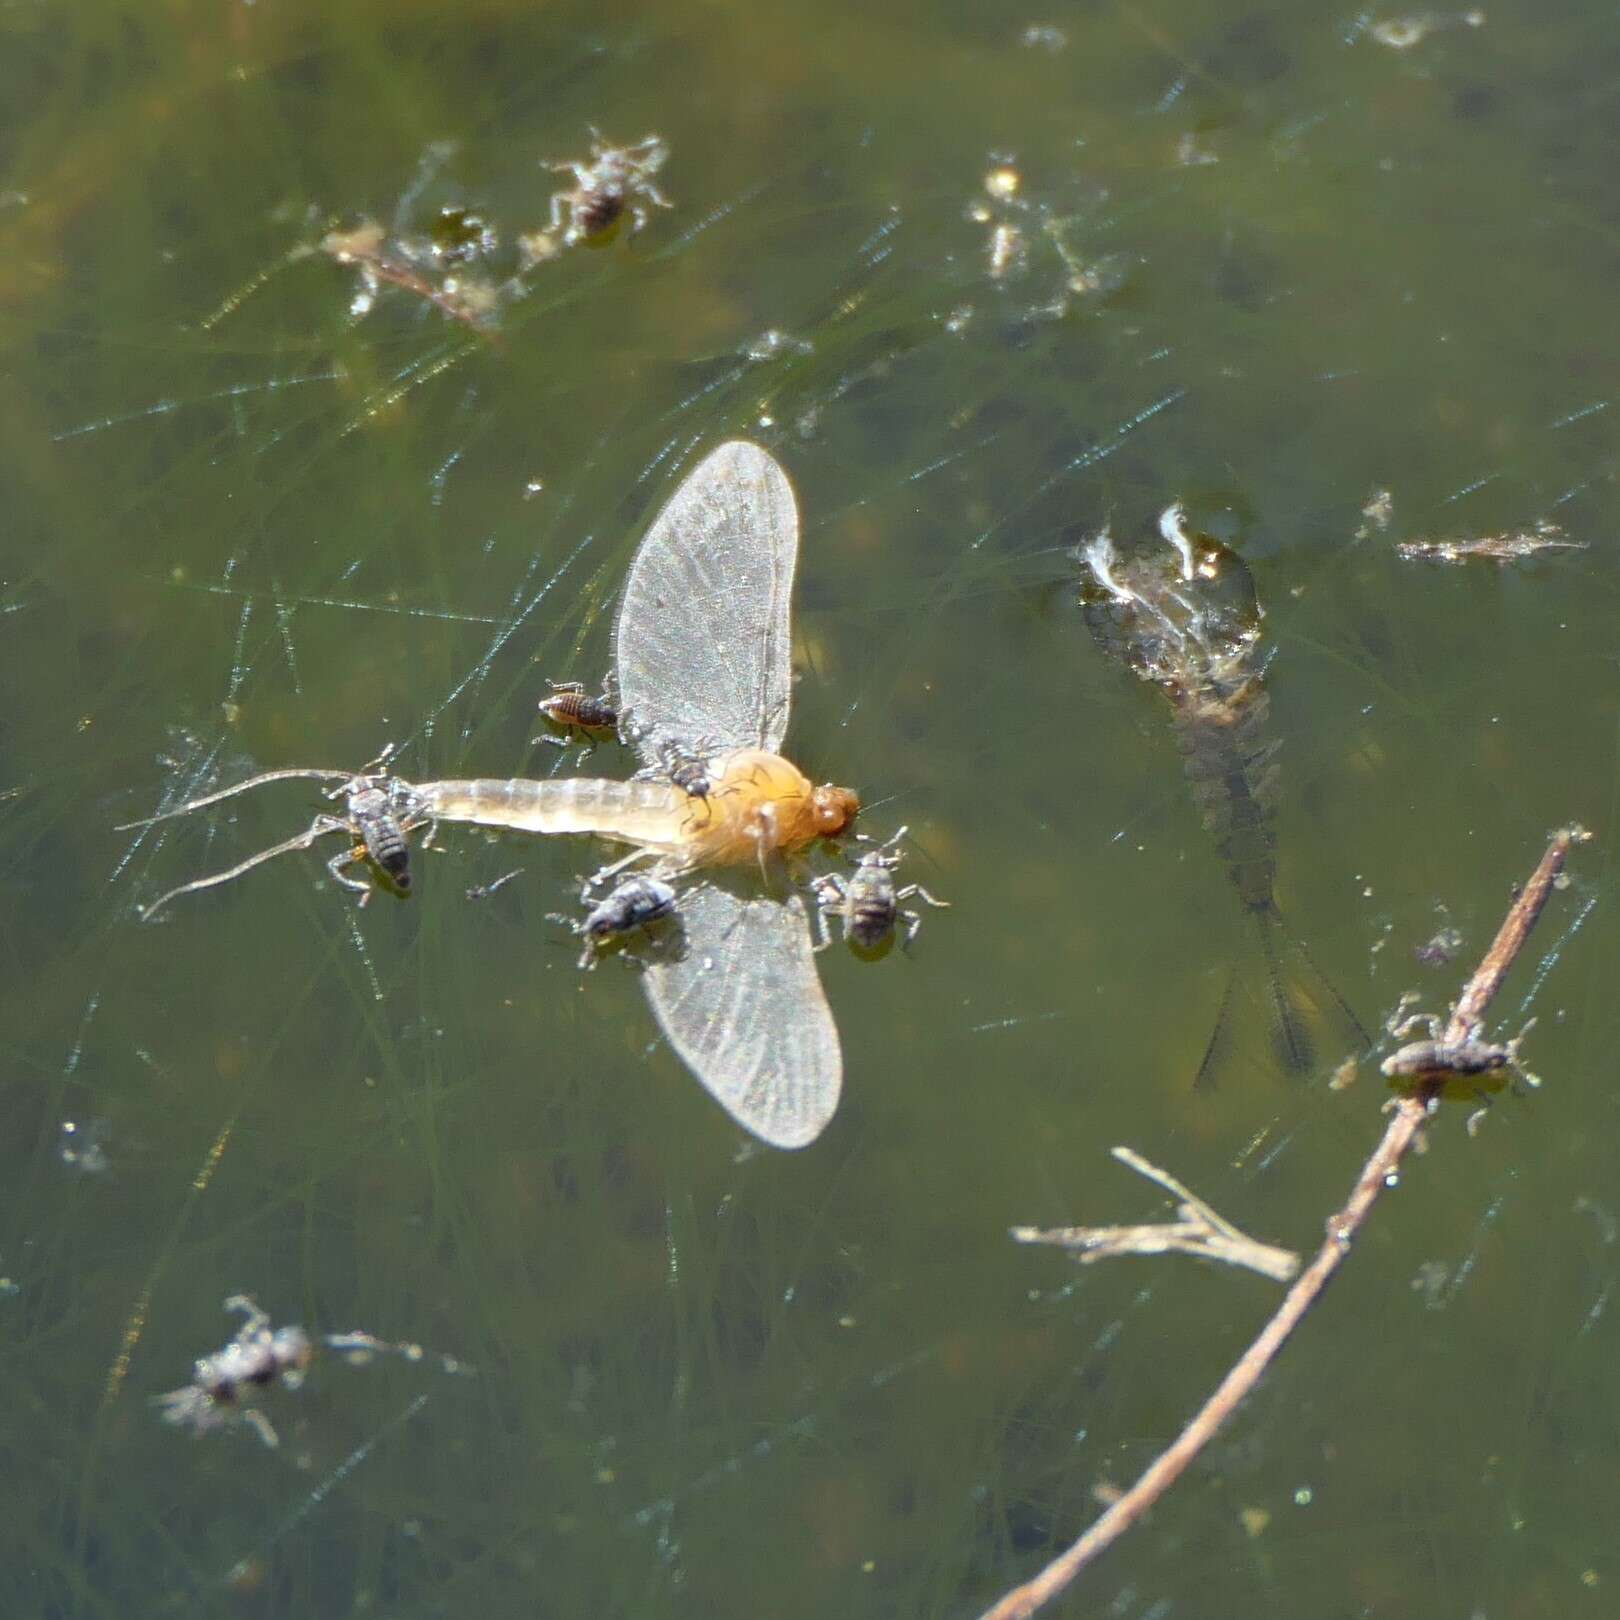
[810, 783, 861, 839]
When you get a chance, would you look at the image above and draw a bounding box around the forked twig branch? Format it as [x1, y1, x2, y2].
[1011, 1146, 1299, 1283]
[978, 825, 1588, 1620]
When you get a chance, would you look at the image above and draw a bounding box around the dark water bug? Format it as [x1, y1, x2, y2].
[661, 741, 713, 800]
[345, 780, 415, 893]
[1381, 994, 1541, 1093]
[536, 679, 619, 760]
[551, 873, 679, 969]
[812, 826, 950, 952]
[544, 132, 672, 246]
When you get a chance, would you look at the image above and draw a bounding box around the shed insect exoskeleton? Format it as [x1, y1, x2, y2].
[155, 1292, 475, 1450]
[550, 873, 679, 969]
[543, 131, 672, 246]
[811, 826, 950, 953]
[154, 1295, 314, 1448]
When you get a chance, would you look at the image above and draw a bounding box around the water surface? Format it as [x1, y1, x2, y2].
[4, 1, 1620, 1615]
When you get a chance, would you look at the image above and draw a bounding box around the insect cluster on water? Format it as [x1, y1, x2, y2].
[551, 873, 680, 970]
[544, 131, 672, 246]
[122, 442, 866, 1149]
[812, 827, 950, 952]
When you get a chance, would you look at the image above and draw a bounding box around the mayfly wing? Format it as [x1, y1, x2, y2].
[641, 882, 841, 1150]
[613, 441, 797, 765]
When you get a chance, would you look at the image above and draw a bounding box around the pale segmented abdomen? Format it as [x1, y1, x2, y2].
[418, 776, 689, 851]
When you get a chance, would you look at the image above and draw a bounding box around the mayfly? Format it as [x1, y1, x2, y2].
[412, 441, 861, 1148]
[1079, 504, 1365, 1083]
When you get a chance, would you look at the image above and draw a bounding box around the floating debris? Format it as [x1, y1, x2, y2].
[465, 868, 524, 901]
[984, 166, 1021, 203]
[965, 161, 1030, 283]
[1042, 221, 1134, 306]
[59, 1118, 111, 1175]
[1395, 521, 1585, 565]
[1413, 924, 1463, 966]
[321, 219, 502, 332]
[424, 205, 497, 266]
[742, 329, 814, 363]
[1019, 23, 1068, 51]
[1355, 487, 1395, 539]
[1175, 131, 1219, 168]
[1368, 9, 1484, 50]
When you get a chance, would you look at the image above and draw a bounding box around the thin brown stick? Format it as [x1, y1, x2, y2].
[978, 825, 1587, 1620]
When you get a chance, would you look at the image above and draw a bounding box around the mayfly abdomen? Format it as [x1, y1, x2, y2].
[417, 776, 688, 848]
[1173, 687, 1280, 914]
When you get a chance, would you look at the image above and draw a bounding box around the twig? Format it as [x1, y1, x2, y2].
[1011, 1146, 1299, 1283]
[978, 825, 1587, 1620]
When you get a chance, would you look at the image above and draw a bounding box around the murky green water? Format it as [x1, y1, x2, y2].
[5, 1, 1620, 1614]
